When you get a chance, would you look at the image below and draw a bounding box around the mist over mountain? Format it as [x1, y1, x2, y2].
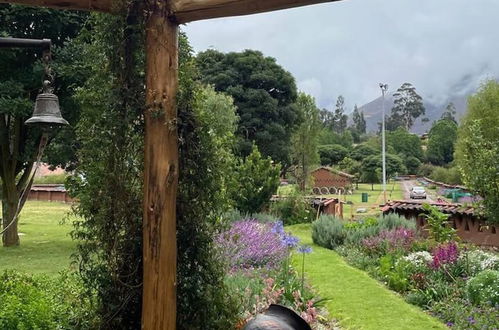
[358, 92, 469, 134]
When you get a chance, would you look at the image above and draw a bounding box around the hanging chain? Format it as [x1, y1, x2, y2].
[42, 48, 54, 93]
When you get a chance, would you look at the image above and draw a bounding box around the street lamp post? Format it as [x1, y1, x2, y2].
[379, 83, 388, 204]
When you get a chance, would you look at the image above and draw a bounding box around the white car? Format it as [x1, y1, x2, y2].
[410, 186, 427, 199]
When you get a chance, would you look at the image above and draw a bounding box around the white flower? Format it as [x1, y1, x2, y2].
[403, 251, 433, 267]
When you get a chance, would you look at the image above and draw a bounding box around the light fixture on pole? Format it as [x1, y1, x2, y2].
[379, 83, 388, 204]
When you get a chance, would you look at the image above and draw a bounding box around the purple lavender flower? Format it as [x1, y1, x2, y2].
[467, 316, 476, 324]
[215, 220, 299, 271]
[446, 321, 453, 327]
[298, 245, 313, 254]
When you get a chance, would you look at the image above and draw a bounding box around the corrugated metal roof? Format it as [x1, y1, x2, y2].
[381, 200, 476, 216]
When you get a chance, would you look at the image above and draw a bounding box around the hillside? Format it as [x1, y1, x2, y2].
[358, 93, 468, 134]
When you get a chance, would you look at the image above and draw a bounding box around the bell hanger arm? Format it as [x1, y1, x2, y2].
[0, 37, 51, 49]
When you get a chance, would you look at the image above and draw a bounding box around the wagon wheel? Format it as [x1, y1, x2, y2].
[320, 187, 329, 195]
[328, 187, 337, 194]
[312, 187, 321, 195]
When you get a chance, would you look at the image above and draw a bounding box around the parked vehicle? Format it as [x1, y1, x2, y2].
[410, 186, 427, 199]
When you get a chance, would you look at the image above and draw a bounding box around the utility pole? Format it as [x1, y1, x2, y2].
[379, 83, 388, 204]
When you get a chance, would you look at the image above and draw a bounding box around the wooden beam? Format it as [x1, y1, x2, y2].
[0, 0, 114, 12]
[171, 0, 339, 23]
[142, 2, 179, 329]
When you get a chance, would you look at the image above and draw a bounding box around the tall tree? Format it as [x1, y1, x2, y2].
[427, 119, 458, 165]
[333, 95, 348, 133]
[291, 93, 320, 190]
[390, 82, 425, 130]
[456, 80, 499, 223]
[196, 49, 299, 168]
[0, 5, 86, 246]
[319, 108, 335, 129]
[351, 104, 366, 134]
[441, 102, 457, 124]
[386, 127, 424, 160]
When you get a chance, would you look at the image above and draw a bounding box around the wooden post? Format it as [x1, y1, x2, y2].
[142, 4, 179, 329]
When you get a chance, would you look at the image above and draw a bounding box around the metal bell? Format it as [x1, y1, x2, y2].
[25, 92, 69, 126]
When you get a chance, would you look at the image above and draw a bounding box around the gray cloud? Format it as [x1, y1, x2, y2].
[183, 0, 499, 112]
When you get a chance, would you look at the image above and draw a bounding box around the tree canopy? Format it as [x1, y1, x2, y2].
[427, 118, 458, 165]
[291, 93, 320, 190]
[389, 82, 425, 131]
[196, 49, 299, 168]
[456, 79, 499, 223]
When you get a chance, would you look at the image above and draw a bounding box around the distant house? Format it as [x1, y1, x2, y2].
[311, 167, 353, 194]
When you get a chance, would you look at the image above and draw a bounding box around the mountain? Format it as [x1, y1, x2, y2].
[358, 93, 468, 134]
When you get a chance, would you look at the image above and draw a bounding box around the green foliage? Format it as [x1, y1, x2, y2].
[318, 128, 353, 148]
[427, 119, 458, 165]
[33, 174, 67, 184]
[0, 271, 98, 329]
[386, 128, 424, 160]
[378, 213, 416, 231]
[350, 143, 378, 161]
[428, 166, 462, 185]
[196, 49, 299, 168]
[456, 80, 499, 223]
[232, 145, 281, 214]
[420, 204, 456, 243]
[318, 144, 348, 166]
[378, 254, 410, 292]
[466, 270, 499, 306]
[270, 193, 315, 225]
[332, 95, 348, 133]
[291, 93, 320, 190]
[69, 11, 239, 329]
[67, 11, 145, 328]
[405, 156, 421, 175]
[312, 215, 345, 249]
[389, 82, 425, 131]
[351, 104, 366, 134]
[360, 154, 407, 187]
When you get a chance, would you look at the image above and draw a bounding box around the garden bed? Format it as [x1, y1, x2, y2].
[310, 210, 499, 330]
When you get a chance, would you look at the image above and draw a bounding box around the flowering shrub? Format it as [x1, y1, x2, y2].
[431, 242, 459, 269]
[403, 251, 433, 268]
[460, 249, 499, 276]
[216, 220, 297, 270]
[361, 228, 415, 255]
[466, 270, 499, 306]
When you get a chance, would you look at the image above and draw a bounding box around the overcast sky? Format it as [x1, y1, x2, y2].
[183, 0, 497, 112]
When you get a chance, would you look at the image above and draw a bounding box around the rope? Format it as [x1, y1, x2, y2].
[0, 132, 48, 236]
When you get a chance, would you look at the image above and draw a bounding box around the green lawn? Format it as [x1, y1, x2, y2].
[288, 223, 446, 330]
[0, 201, 75, 276]
[278, 182, 404, 219]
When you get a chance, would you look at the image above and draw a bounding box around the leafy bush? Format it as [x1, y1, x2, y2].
[377, 213, 415, 231]
[420, 204, 456, 242]
[378, 254, 410, 292]
[429, 166, 462, 185]
[0, 271, 98, 329]
[311, 215, 345, 249]
[232, 145, 281, 214]
[270, 193, 315, 225]
[466, 270, 499, 306]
